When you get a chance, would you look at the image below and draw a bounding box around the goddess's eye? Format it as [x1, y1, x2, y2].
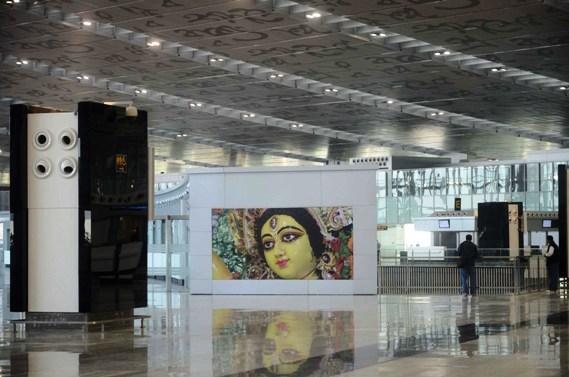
[263, 240, 275, 250]
[282, 233, 300, 242]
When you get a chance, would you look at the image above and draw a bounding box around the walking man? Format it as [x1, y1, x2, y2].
[543, 235, 560, 293]
[458, 234, 478, 297]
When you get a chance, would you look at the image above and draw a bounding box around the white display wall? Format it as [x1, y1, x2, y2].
[188, 166, 378, 295]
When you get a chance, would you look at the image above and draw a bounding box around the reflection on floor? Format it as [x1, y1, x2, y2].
[0, 279, 567, 376]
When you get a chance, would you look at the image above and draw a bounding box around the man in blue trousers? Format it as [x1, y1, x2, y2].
[458, 235, 478, 297]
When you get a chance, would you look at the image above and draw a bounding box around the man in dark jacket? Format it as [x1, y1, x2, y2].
[543, 235, 560, 293]
[458, 234, 478, 297]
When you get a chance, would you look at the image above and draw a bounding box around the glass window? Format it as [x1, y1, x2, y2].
[527, 163, 539, 192]
[472, 166, 485, 194]
[541, 162, 554, 192]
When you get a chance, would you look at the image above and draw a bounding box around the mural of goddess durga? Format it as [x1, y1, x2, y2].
[212, 207, 353, 280]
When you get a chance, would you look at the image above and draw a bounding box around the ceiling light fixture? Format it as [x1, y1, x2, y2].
[146, 41, 161, 47]
[306, 12, 321, 19]
[434, 50, 451, 56]
[386, 100, 394, 104]
[82, 20, 92, 26]
[560, 86, 567, 91]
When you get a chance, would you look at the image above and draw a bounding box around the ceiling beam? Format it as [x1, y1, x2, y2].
[148, 129, 328, 163]
[268, 0, 569, 97]
[0, 51, 454, 157]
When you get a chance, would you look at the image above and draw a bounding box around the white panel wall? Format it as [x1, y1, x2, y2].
[188, 166, 378, 295]
[27, 113, 79, 312]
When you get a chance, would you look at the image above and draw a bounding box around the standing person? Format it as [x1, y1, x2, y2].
[458, 234, 478, 297]
[543, 235, 560, 293]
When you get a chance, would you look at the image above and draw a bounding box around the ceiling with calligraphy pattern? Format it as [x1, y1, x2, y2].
[0, 0, 568, 172]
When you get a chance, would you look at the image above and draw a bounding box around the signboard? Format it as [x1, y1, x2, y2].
[454, 197, 461, 211]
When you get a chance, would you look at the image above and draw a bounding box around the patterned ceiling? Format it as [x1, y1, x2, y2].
[0, 0, 568, 171]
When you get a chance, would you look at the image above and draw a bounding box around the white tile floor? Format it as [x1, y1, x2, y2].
[0, 278, 568, 376]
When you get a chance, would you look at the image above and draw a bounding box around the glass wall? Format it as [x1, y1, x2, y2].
[379, 161, 566, 225]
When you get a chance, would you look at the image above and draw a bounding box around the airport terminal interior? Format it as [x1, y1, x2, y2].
[0, 0, 569, 376]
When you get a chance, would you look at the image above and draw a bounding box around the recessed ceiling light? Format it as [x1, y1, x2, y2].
[430, 112, 437, 116]
[21, 60, 28, 64]
[438, 111, 444, 115]
[141, 89, 147, 94]
[82, 20, 92, 26]
[306, 12, 321, 19]
[443, 50, 451, 55]
[176, 134, 182, 138]
[386, 100, 394, 104]
[147, 41, 160, 47]
[560, 86, 567, 91]
[182, 133, 188, 137]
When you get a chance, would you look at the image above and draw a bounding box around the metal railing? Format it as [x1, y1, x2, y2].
[378, 248, 547, 295]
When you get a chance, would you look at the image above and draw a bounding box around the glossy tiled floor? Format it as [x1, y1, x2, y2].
[0, 275, 567, 376]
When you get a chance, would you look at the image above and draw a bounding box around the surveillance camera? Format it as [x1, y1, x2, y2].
[125, 104, 138, 117]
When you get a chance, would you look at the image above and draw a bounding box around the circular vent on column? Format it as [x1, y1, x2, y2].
[33, 130, 52, 150]
[59, 129, 78, 150]
[59, 157, 78, 178]
[33, 159, 52, 179]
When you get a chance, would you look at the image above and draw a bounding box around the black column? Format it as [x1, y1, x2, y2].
[558, 165, 568, 278]
[9, 105, 29, 312]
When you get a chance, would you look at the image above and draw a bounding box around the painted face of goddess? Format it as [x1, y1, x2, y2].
[262, 313, 313, 374]
[260, 214, 317, 279]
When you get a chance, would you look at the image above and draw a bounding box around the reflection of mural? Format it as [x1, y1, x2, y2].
[212, 207, 353, 280]
[213, 310, 354, 376]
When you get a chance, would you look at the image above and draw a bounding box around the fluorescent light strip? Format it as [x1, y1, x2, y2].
[15, 3, 566, 146]
[270, 0, 569, 96]
[0, 52, 451, 156]
[154, 155, 225, 168]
